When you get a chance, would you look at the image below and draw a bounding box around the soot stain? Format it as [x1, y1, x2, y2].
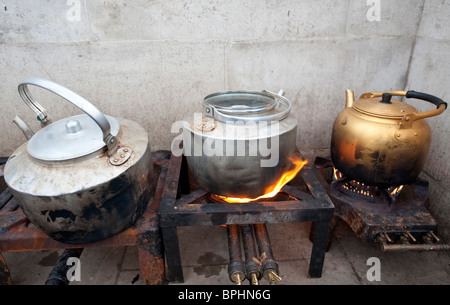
[38, 251, 60, 267]
[193, 252, 227, 277]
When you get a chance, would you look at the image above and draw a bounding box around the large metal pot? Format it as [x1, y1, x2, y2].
[331, 90, 447, 187]
[182, 90, 298, 199]
[4, 77, 153, 244]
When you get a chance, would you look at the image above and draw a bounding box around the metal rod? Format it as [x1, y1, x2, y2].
[380, 243, 450, 252]
[241, 225, 261, 285]
[253, 223, 281, 284]
[45, 248, 83, 285]
[226, 225, 245, 285]
[381, 232, 393, 243]
[429, 231, 440, 242]
[405, 231, 417, 243]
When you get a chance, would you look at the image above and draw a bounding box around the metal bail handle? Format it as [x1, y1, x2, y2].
[360, 90, 447, 121]
[204, 89, 292, 123]
[17, 77, 117, 154]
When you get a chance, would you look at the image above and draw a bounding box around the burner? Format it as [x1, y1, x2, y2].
[209, 191, 297, 204]
[312, 156, 448, 251]
[332, 167, 404, 204]
[158, 151, 335, 283]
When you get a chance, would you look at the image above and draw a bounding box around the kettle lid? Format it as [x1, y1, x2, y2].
[17, 77, 121, 163]
[27, 114, 120, 162]
[353, 93, 418, 118]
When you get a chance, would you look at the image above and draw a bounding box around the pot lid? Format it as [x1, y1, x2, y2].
[27, 114, 120, 162]
[204, 91, 277, 115]
[353, 93, 418, 118]
[203, 90, 292, 123]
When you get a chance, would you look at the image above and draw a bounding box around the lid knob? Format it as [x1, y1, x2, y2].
[65, 119, 82, 134]
[380, 93, 393, 104]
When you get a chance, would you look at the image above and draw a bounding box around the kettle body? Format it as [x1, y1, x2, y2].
[4, 78, 153, 244]
[181, 90, 299, 199]
[331, 90, 446, 187]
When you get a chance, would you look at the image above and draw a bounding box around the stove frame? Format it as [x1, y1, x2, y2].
[158, 151, 335, 282]
[313, 156, 438, 244]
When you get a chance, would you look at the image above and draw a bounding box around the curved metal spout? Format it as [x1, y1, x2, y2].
[13, 116, 34, 140]
[345, 90, 355, 108]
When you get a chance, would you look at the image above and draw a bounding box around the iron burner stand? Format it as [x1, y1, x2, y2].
[0, 151, 171, 285]
[158, 152, 335, 282]
[313, 156, 439, 246]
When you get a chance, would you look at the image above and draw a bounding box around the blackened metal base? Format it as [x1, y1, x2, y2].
[158, 152, 335, 282]
[0, 151, 170, 285]
[313, 157, 438, 243]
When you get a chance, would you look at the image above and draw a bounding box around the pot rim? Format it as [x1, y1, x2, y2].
[182, 114, 298, 140]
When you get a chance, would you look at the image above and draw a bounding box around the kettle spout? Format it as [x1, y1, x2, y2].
[13, 116, 34, 140]
[345, 90, 355, 108]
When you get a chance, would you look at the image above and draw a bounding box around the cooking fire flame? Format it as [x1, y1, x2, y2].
[217, 156, 308, 203]
[333, 166, 404, 197]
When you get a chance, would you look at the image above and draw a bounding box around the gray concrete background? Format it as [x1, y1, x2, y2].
[0, 1, 449, 239]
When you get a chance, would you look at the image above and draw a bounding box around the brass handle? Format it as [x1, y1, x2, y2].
[360, 90, 447, 120]
[359, 90, 408, 99]
[405, 90, 447, 120]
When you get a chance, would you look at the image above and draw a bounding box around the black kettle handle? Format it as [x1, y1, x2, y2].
[359, 90, 447, 120]
[405, 90, 448, 110]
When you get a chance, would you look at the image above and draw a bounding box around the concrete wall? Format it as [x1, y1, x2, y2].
[405, 0, 450, 240]
[0, 1, 449, 238]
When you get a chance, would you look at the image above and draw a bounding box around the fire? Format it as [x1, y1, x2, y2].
[217, 156, 308, 203]
[333, 167, 344, 181]
[389, 185, 404, 197]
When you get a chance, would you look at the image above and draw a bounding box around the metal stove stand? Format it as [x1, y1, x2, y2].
[313, 156, 450, 251]
[158, 152, 335, 282]
[0, 151, 171, 285]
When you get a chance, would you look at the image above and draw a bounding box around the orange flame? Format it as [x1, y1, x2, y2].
[217, 156, 308, 203]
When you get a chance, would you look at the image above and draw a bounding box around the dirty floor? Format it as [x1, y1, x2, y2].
[2, 220, 450, 285]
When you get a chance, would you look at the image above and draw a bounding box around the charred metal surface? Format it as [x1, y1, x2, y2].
[0, 163, 6, 195]
[380, 242, 450, 252]
[161, 226, 183, 282]
[11, 146, 153, 244]
[313, 156, 439, 244]
[309, 216, 339, 252]
[0, 188, 12, 210]
[226, 225, 245, 285]
[241, 225, 261, 284]
[5, 118, 154, 244]
[136, 225, 166, 285]
[308, 221, 332, 278]
[158, 149, 335, 282]
[0, 151, 170, 285]
[253, 223, 279, 283]
[0, 253, 12, 285]
[45, 248, 83, 285]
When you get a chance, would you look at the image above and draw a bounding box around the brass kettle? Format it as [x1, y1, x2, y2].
[331, 90, 447, 187]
